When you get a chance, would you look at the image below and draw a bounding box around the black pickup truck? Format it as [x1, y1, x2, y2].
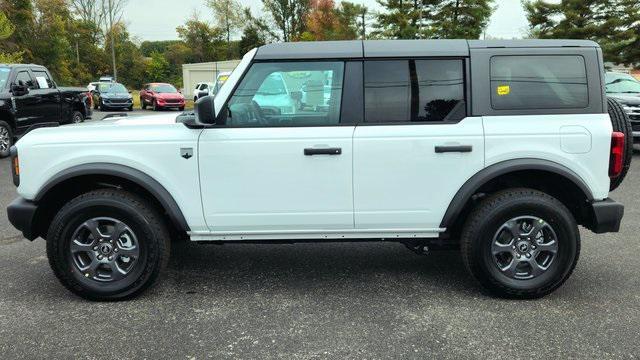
[0, 64, 92, 158]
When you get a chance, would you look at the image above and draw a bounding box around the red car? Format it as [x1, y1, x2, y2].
[140, 83, 185, 111]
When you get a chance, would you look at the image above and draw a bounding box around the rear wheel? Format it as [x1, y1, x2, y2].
[0, 121, 13, 158]
[607, 97, 633, 190]
[46, 189, 170, 301]
[71, 110, 84, 124]
[461, 188, 580, 299]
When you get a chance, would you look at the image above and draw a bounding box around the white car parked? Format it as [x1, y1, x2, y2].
[7, 40, 630, 301]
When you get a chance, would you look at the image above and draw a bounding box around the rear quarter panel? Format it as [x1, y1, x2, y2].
[483, 114, 612, 200]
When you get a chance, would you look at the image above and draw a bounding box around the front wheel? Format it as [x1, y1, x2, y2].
[152, 100, 159, 111]
[46, 189, 170, 301]
[141, 98, 146, 110]
[0, 121, 13, 158]
[460, 188, 580, 299]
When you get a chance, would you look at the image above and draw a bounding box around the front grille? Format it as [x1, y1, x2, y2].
[623, 104, 640, 122]
[164, 99, 182, 104]
[105, 99, 130, 104]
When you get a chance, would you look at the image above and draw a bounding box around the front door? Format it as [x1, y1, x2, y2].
[12, 70, 42, 132]
[199, 61, 355, 233]
[353, 59, 485, 231]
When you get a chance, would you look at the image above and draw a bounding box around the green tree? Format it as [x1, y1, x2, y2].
[207, 0, 243, 58]
[373, 0, 422, 39]
[1, 0, 34, 61]
[0, 10, 23, 63]
[239, 25, 266, 55]
[176, 14, 225, 63]
[423, 0, 494, 39]
[262, 0, 311, 41]
[146, 51, 170, 82]
[336, 1, 367, 39]
[140, 40, 182, 57]
[523, 0, 636, 65]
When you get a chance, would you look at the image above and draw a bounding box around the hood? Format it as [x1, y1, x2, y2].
[607, 93, 640, 106]
[84, 113, 178, 126]
[102, 92, 131, 98]
[156, 92, 184, 100]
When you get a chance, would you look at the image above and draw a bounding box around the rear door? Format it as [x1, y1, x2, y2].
[199, 60, 357, 234]
[31, 69, 61, 122]
[353, 59, 485, 231]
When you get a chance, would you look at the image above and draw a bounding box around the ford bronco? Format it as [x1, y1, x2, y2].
[6, 40, 630, 300]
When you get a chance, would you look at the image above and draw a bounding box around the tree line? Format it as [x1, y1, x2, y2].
[0, 0, 638, 89]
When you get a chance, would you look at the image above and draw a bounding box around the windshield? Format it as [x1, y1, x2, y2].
[103, 83, 128, 93]
[151, 84, 177, 93]
[606, 78, 640, 94]
[0, 67, 9, 90]
[256, 74, 287, 96]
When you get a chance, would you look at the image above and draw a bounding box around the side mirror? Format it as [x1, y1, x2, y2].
[128, 90, 132, 94]
[11, 83, 29, 96]
[195, 95, 216, 125]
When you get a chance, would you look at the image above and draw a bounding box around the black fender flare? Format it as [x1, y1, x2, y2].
[34, 163, 190, 232]
[440, 159, 594, 229]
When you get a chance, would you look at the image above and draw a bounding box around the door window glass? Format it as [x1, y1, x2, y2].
[364, 60, 466, 123]
[223, 61, 344, 127]
[490, 55, 588, 110]
[32, 70, 54, 89]
[15, 71, 36, 89]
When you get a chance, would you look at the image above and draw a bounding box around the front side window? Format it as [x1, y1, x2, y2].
[364, 59, 466, 123]
[15, 71, 35, 89]
[490, 55, 588, 110]
[223, 61, 344, 127]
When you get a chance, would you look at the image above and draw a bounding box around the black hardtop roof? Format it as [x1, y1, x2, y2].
[0, 63, 47, 69]
[254, 39, 600, 60]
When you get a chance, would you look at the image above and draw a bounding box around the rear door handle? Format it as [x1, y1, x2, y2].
[434, 145, 473, 153]
[304, 147, 342, 156]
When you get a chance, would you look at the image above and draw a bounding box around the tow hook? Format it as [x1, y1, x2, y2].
[404, 241, 430, 256]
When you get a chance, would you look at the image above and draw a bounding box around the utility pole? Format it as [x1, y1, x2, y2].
[76, 40, 80, 64]
[361, 3, 366, 40]
[108, 0, 117, 80]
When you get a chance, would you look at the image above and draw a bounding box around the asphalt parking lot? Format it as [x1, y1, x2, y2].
[1, 142, 639, 358]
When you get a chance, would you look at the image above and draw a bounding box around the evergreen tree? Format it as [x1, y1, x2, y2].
[524, 0, 639, 66]
[423, 0, 494, 39]
[372, 0, 422, 39]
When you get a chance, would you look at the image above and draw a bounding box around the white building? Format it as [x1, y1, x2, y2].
[182, 60, 241, 93]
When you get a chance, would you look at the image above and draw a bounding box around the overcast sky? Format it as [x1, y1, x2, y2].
[125, 0, 529, 42]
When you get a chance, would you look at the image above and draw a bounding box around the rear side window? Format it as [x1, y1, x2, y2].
[364, 59, 466, 123]
[490, 55, 588, 110]
[32, 70, 54, 89]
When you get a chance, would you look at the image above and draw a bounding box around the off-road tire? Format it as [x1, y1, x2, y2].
[460, 188, 580, 299]
[0, 121, 13, 158]
[607, 97, 633, 190]
[46, 189, 170, 301]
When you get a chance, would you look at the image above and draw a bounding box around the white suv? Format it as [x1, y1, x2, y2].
[6, 40, 630, 300]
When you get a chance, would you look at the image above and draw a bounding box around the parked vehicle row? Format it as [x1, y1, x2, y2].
[0, 64, 92, 158]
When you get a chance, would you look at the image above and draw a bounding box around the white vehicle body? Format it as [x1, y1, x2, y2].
[8, 40, 627, 300]
[13, 41, 616, 241]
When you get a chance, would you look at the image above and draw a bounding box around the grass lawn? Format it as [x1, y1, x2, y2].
[130, 90, 194, 110]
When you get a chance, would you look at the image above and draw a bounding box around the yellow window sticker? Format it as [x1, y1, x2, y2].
[497, 85, 510, 96]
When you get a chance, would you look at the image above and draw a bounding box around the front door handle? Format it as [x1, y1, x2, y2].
[434, 145, 473, 153]
[304, 147, 342, 156]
